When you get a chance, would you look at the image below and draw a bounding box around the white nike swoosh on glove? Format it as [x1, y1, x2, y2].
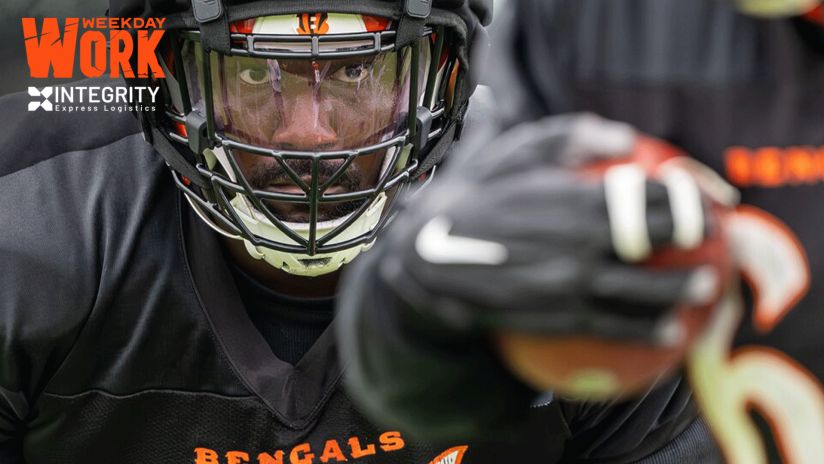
[415, 216, 509, 265]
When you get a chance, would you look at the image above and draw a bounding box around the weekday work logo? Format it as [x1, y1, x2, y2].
[22, 17, 166, 113]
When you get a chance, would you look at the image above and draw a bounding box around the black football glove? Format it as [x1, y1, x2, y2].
[377, 113, 735, 345]
[336, 113, 738, 442]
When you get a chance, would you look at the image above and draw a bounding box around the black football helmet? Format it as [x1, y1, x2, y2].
[108, 0, 491, 276]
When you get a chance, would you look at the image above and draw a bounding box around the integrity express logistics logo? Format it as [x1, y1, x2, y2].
[27, 86, 159, 112]
[28, 87, 53, 111]
[22, 17, 166, 112]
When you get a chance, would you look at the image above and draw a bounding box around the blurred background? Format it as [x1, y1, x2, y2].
[0, 0, 109, 97]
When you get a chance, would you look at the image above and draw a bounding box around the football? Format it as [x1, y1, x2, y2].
[494, 136, 736, 401]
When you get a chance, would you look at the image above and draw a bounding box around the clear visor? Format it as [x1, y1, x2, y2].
[182, 42, 425, 152]
[178, 38, 430, 227]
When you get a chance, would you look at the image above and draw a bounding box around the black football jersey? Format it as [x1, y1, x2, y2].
[0, 76, 715, 464]
[491, 1, 824, 462]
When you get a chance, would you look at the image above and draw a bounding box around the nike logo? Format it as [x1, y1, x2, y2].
[415, 216, 509, 265]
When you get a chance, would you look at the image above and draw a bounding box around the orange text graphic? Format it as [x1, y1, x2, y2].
[725, 145, 824, 188]
[22, 18, 166, 79]
[194, 431, 405, 464]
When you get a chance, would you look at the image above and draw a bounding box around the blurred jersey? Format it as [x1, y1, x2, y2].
[491, 1, 824, 462]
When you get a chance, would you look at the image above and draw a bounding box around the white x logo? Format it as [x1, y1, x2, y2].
[28, 87, 53, 112]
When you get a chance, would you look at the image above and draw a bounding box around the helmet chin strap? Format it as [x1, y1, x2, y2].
[734, 0, 821, 17]
[230, 192, 388, 277]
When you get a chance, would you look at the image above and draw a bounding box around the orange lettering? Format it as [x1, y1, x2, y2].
[134, 18, 145, 29]
[723, 145, 824, 188]
[724, 146, 753, 187]
[814, 149, 824, 182]
[347, 438, 376, 459]
[753, 147, 785, 187]
[290, 444, 315, 464]
[146, 18, 158, 29]
[194, 447, 220, 464]
[257, 451, 285, 464]
[79, 31, 106, 78]
[785, 147, 817, 185]
[136, 30, 166, 78]
[319, 440, 347, 462]
[22, 18, 79, 78]
[379, 431, 405, 452]
[226, 451, 249, 464]
[96, 18, 106, 28]
[109, 30, 135, 78]
[108, 18, 117, 29]
[82, 18, 94, 28]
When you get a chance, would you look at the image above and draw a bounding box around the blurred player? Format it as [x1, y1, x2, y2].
[495, 1, 824, 462]
[0, 0, 725, 463]
[338, 0, 824, 463]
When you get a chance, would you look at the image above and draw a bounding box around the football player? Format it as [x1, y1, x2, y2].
[337, 0, 824, 463]
[0, 0, 719, 463]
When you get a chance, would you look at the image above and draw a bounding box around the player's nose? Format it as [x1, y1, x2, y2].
[273, 92, 338, 151]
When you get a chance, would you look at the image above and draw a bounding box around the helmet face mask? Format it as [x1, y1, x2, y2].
[157, 13, 456, 276]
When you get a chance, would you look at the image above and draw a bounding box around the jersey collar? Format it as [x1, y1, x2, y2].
[179, 195, 343, 429]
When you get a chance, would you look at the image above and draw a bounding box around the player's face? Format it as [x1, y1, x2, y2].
[230, 148, 386, 223]
[186, 47, 413, 223]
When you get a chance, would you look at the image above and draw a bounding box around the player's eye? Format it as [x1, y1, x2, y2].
[239, 67, 270, 85]
[332, 63, 371, 83]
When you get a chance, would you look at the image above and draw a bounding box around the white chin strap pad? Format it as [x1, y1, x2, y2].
[231, 193, 388, 277]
